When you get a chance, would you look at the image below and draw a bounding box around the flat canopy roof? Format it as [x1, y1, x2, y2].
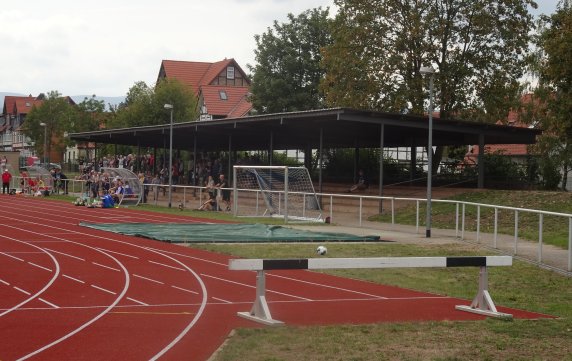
[69, 108, 541, 151]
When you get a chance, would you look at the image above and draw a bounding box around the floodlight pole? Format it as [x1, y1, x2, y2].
[420, 66, 435, 238]
[40, 122, 47, 165]
[164, 104, 174, 208]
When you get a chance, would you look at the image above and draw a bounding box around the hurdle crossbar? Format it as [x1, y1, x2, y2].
[229, 256, 513, 325]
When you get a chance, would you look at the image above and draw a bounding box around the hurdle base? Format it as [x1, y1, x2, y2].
[455, 305, 513, 319]
[237, 312, 284, 326]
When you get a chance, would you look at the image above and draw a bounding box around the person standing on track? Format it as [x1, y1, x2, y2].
[2, 169, 12, 194]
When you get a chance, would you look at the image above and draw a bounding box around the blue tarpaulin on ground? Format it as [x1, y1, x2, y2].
[79, 222, 381, 243]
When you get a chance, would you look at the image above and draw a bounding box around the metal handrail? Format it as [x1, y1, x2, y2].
[9, 177, 570, 273]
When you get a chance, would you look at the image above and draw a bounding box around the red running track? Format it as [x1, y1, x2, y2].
[0, 195, 552, 360]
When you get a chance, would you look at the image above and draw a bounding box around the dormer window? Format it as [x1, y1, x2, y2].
[219, 90, 228, 100]
[226, 66, 235, 80]
[25, 102, 31, 107]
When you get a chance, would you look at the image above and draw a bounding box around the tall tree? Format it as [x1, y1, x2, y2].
[321, 0, 537, 172]
[249, 7, 333, 113]
[531, 2, 572, 189]
[24, 91, 74, 161]
[109, 79, 198, 128]
[322, 0, 536, 120]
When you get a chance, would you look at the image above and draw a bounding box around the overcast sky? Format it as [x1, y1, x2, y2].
[0, 0, 560, 97]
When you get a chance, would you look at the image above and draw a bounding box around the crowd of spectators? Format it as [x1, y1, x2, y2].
[72, 152, 266, 209]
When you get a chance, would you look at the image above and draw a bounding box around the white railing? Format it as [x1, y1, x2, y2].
[8, 178, 570, 273]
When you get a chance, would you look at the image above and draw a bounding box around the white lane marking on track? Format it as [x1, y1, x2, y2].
[0, 237, 61, 318]
[127, 297, 149, 306]
[148, 260, 186, 271]
[14, 286, 31, 295]
[62, 274, 85, 284]
[17, 248, 131, 361]
[92, 262, 121, 272]
[28, 262, 52, 272]
[39, 298, 59, 308]
[0, 201, 209, 360]
[268, 273, 389, 299]
[133, 274, 164, 284]
[0, 278, 10, 286]
[91, 284, 117, 295]
[171, 285, 198, 294]
[43, 248, 85, 261]
[200, 273, 312, 301]
[146, 250, 208, 361]
[96, 247, 139, 259]
[0, 251, 25, 262]
[143, 247, 227, 267]
[211, 297, 232, 304]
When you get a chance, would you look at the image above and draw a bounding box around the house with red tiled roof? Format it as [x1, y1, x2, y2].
[1, 95, 44, 157]
[157, 58, 252, 120]
[1, 94, 76, 161]
[465, 93, 539, 166]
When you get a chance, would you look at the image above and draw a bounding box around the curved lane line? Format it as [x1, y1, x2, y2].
[144, 248, 208, 361]
[0, 209, 208, 360]
[0, 225, 131, 361]
[16, 246, 130, 361]
[0, 235, 60, 318]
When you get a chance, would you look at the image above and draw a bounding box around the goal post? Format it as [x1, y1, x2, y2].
[233, 165, 323, 222]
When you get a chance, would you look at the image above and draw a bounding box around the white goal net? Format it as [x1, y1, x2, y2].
[233, 166, 322, 222]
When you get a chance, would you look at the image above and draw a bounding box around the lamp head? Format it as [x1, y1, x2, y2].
[419, 66, 435, 75]
[164, 104, 173, 110]
[40, 122, 46, 126]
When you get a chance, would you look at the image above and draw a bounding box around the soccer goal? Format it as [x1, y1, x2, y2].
[233, 165, 323, 222]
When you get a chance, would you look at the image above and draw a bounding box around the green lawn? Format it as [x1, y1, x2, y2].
[371, 189, 572, 249]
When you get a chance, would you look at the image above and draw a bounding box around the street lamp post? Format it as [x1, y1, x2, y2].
[39, 122, 47, 165]
[164, 104, 174, 208]
[420, 66, 435, 238]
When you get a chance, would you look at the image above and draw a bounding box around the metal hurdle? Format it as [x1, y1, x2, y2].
[229, 256, 513, 326]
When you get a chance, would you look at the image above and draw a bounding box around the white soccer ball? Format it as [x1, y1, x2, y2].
[316, 245, 327, 255]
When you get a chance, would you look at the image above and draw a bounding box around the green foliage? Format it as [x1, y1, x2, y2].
[24, 91, 75, 159]
[249, 8, 333, 113]
[531, 5, 572, 190]
[109, 78, 198, 128]
[322, 0, 535, 121]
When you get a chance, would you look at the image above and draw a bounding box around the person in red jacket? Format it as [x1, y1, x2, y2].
[2, 169, 12, 194]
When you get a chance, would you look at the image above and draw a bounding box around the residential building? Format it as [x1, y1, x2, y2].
[465, 94, 538, 166]
[1, 94, 76, 165]
[157, 58, 252, 119]
[1, 95, 44, 159]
